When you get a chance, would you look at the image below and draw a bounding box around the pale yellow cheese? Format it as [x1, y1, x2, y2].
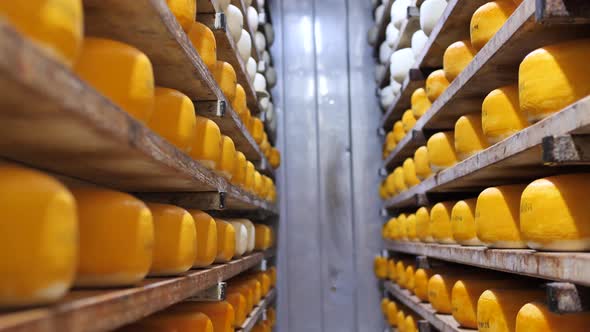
[470, 0, 518, 51]
[190, 210, 218, 268]
[454, 114, 489, 161]
[414, 146, 433, 179]
[443, 40, 476, 82]
[516, 302, 590, 332]
[451, 199, 484, 246]
[411, 88, 432, 118]
[231, 151, 247, 186]
[425, 69, 450, 102]
[482, 84, 528, 144]
[427, 131, 458, 171]
[430, 201, 457, 244]
[149, 87, 197, 153]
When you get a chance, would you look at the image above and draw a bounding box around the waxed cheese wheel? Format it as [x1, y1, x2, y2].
[390, 48, 415, 83]
[381, 298, 391, 317]
[430, 201, 457, 244]
[386, 218, 400, 240]
[393, 121, 406, 142]
[411, 88, 432, 118]
[405, 265, 416, 292]
[516, 302, 590, 332]
[226, 292, 247, 326]
[411, 30, 429, 56]
[396, 214, 409, 241]
[214, 219, 236, 263]
[396, 311, 406, 330]
[387, 301, 399, 326]
[232, 84, 248, 117]
[393, 166, 408, 193]
[190, 210, 218, 268]
[476, 184, 527, 248]
[0, 165, 77, 308]
[427, 131, 458, 171]
[396, 259, 412, 288]
[443, 40, 476, 82]
[120, 312, 213, 332]
[188, 22, 217, 68]
[520, 174, 590, 251]
[416, 206, 434, 242]
[406, 213, 418, 241]
[425, 69, 450, 102]
[231, 151, 247, 186]
[477, 289, 545, 332]
[217, 136, 236, 180]
[385, 131, 397, 155]
[229, 221, 248, 257]
[228, 219, 256, 253]
[451, 199, 484, 246]
[402, 110, 417, 132]
[374, 256, 388, 279]
[420, 0, 447, 35]
[385, 173, 397, 197]
[519, 39, 590, 123]
[470, 0, 518, 51]
[149, 87, 196, 153]
[225, 4, 243, 42]
[388, 259, 397, 281]
[404, 314, 418, 332]
[403, 158, 421, 187]
[414, 146, 433, 180]
[170, 301, 235, 332]
[413, 268, 431, 302]
[210, 61, 237, 102]
[255, 224, 273, 250]
[428, 273, 458, 314]
[166, 0, 197, 33]
[481, 84, 528, 144]
[454, 114, 489, 161]
[191, 116, 222, 170]
[244, 161, 256, 192]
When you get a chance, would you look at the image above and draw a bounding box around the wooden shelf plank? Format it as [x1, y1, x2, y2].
[0, 19, 277, 215]
[0, 251, 274, 332]
[237, 288, 277, 332]
[384, 282, 472, 332]
[385, 241, 590, 287]
[373, 0, 395, 58]
[198, 0, 219, 14]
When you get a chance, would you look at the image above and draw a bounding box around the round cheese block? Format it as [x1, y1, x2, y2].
[406, 213, 418, 241]
[166, 0, 197, 32]
[470, 0, 518, 51]
[420, 0, 447, 36]
[188, 22, 218, 68]
[402, 110, 417, 132]
[413, 268, 431, 302]
[482, 84, 528, 144]
[427, 131, 458, 172]
[416, 206, 434, 242]
[451, 199, 484, 246]
[430, 201, 457, 244]
[425, 69, 450, 102]
[393, 166, 408, 193]
[443, 40, 477, 82]
[411, 88, 432, 118]
[454, 114, 490, 161]
[516, 302, 590, 332]
[477, 288, 545, 332]
[393, 121, 407, 143]
[414, 146, 433, 180]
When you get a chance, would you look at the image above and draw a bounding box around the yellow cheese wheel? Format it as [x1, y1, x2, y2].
[405, 265, 416, 293]
[269, 148, 281, 169]
[477, 288, 545, 332]
[216, 135, 236, 180]
[454, 114, 489, 161]
[225, 292, 247, 326]
[0, 0, 83, 67]
[393, 166, 408, 193]
[416, 206, 434, 242]
[430, 201, 457, 244]
[393, 121, 406, 143]
[72, 188, 153, 287]
[476, 184, 527, 248]
[269, 266, 277, 287]
[388, 259, 397, 280]
[211, 61, 237, 102]
[381, 298, 391, 317]
[74, 38, 155, 123]
[396, 260, 408, 288]
[190, 210, 218, 268]
[214, 219, 236, 263]
[386, 301, 398, 326]
[253, 171, 263, 197]
[443, 40, 477, 82]
[413, 268, 431, 302]
[519, 39, 590, 123]
[379, 181, 389, 200]
[385, 173, 397, 197]
[166, 0, 197, 33]
[267, 307, 277, 327]
[227, 284, 253, 313]
[403, 158, 421, 187]
[232, 84, 248, 116]
[482, 84, 528, 144]
[170, 301, 235, 332]
[188, 22, 217, 68]
[428, 273, 460, 314]
[404, 315, 418, 332]
[427, 131, 458, 171]
[425, 69, 450, 102]
[451, 199, 484, 246]
[402, 110, 417, 132]
[516, 302, 590, 332]
[385, 131, 397, 155]
[239, 108, 252, 130]
[387, 218, 400, 240]
[470, 0, 518, 51]
[396, 214, 409, 240]
[414, 146, 433, 180]
[250, 117, 265, 144]
[191, 116, 222, 169]
[406, 213, 418, 241]
[120, 312, 214, 332]
[521, 174, 590, 251]
[0, 165, 76, 308]
[374, 256, 388, 279]
[149, 87, 197, 153]
[244, 161, 255, 192]
[255, 224, 273, 250]
[396, 311, 406, 331]
[231, 151, 247, 186]
[411, 88, 432, 118]
[147, 203, 196, 276]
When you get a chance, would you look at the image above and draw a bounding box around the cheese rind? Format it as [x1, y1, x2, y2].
[411, 88, 432, 118]
[414, 146, 433, 180]
[188, 22, 217, 68]
[425, 69, 450, 102]
[416, 206, 434, 242]
[451, 199, 484, 246]
[427, 131, 458, 171]
[482, 84, 528, 144]
[166, 0, 197, 32]
[190, 210, 218, 268]
[454, 114, 489, 161]
[430, 202, 457, 244]
[214, 219, 236, 263]
[516, 302, 590, 332]
[403, 158, 421, 187]
[191, 116, 222, 169]
[470, 0, 518, 51]
[149, 87, 197, 153]
[477, 288, 545, 332]
[443, 40, 476, 82]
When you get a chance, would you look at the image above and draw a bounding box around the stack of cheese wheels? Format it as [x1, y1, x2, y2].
[454, 114, 489, 161]
[451, 199, 484, 246]
[430, 201, 457, 244]
[443, 40, 477, 82]
[427, 132, 459, 171]
[425, 69, 450, 102]
[481, 84, 528, 144]
[416, 206, 434, 242]
[414, 146, 433, 179]
[0, 165, 77, 308]
[519, 39, 590, 123]
[147, 203, 197, 276]
[169, 301, 236, 332]
[74, 37, 155, 124]
[0, 1, 84, 67]
[214, 219, 236, 263]
[149, 87, 197, 153]
[477, 288, 545, 332]
[72, 187, 153, 287]
[411, 88, 432, 118]
[120, 311, 214, 332]
[516, 302, 590, 332]
[520, 174, 590, 251]
[476, 184, 527, 248]
[470, 0, 519, 51]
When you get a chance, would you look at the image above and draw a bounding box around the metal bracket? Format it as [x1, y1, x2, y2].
[542, 135, 590, 165]
[258, 158, 268, 173]
[216, 100, 227, 117]
[378, 167, 388, 177]
[377, 127, 386, 137]
[381, 249, 389, 259]
[418, 320, 432, 332]
[186, 282, 227, 302]
[535, 0, 590, 25]
[261, 308, 268, 321]
[546, 282, 590, 313]
[415, 255, 430, 269]
[257, 258, 268, 272]
[214, 12, 227, 31]
[380, 208, 389, 217]
[407, 6, 420, 18]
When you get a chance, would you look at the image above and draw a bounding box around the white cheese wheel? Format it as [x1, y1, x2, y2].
[225, 5, 244, 43]
[255, 31, 267, 51]
[386, 23, 400, 47]
[230, 219, 256, 253]
[379, 41, 393, 64]
[257, 0, 265, 9]
[262, 50, 272, 66]
[237, 30, 252, 62]
[247, 6, 258, 32]
[254, 73, 267, 92]
[230, 221, 248, 257]
[391, 0, 411, 29]
[264, 23, 275, 46]
[375, 63, 387, 82]
[247, 57, 257, 81]
[390, 48, 415, 83]
[375, 4, 385, 23]
[217, 0, 231, 12]
[411, 30, 428, 56]
[381, 85, 396, 109]
[420, 0, 447, 36]
[265, 66, 277, 88]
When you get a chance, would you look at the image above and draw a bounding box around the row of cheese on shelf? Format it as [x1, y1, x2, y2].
[375, 258, 590, 331]
[120, 270, 277, 332]
[382, 173, 590, 251]
[380, 298, 419, 332]
[0, 164, 275, 308]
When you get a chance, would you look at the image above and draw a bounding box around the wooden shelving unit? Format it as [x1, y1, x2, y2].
[237, 288, 277, 332]
[0, 250, 274, 332]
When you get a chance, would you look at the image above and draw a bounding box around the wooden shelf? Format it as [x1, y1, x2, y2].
[82, 0, 271, 175]
[0, 19, 277, 215]
[373, 0, 395, 58]
[238, 288, 277, 332]
[385, 241, 590, 287]
[0, 251, 274, 332]
[382, 96, 590, 211]
[384, 282, 472, 332]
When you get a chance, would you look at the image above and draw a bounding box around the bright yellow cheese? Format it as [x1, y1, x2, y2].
[470, 0, 518, 51]
[0, 165, 76, 308]
[402, 110, 417, 132]
[393, 121, 406, 143]
[519, 39, 590, 123]
[425, 69, 450, 102]
[231, 151, 247, 186]
[229, 221, 248, 257]
[482, 84, 528, 144]
[393, 166, 408, 193]
[267, 307, 277, 327]
[269, 148, 281, 169]
[454, 114, 489, 160]
[451, 199, 484, 246]
[516, 302, 590, 332]
[269, 266, 277, 287]
[210, 61, 237, 102]
[216, 135, 236, 180]
[385, 131, 397, 155]
[404, 315, 418, 332]
[189, 210, 217, 268]
[428, 273, 460, 314]
[191, 116, 222, 169]
[149, 87, 197, 153]
[166, 0, 197, 33]
[396, 260, 408, 288]
[385, 173, 397, 197]
[253, 171, 263, 197]
[0, 0, 83, 67]
[188, 22, 217, 68]
[214, 219, 236, 263]
[396, 214, 408, 241]
[396, 311, 405, 330]
[427, 131, 458, 171]
[379, 181, 389, 200]
[406, 213, 418, 241]
[520, 174, 590, 251]
[414, 146, 433, 179]
[244, 161, 255, 192]
[250, 117, 265, 144]
[403, 158, 421, 187]
[74, 38, 155, 123]
[388, 259, 397, 281]
[413, 268, 431, 302]
[255, 224, 273, 250]
[430, 201, 457, 244]
[386, 218, 400, 240]
[416, 206, 434, 242]
[374, 256, 388, 279]
[72, 188, 153, 287]
[255, 271, 271, 296]
[232, 84, 248, 116]
[226, 292, 247, 326]
[240, 108, 252, 131]
[386, 300, 398, 326]
[227, 284, 253, 314]
[476, 184, 527, 248]
[147, 203, 196, 276]
[120, 312, 214, 332]
[381, 298, 391, 317]
[443, 40, 476, 82]
[405, 265, 416, 293]
[477, 288, 545, 332]
[170, 301, 235, 332]
[411, 88, 432, 118]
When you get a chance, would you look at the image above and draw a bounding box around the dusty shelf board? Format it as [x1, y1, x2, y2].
[237, 288, 277, 332]
[0, 251, 274, 332]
